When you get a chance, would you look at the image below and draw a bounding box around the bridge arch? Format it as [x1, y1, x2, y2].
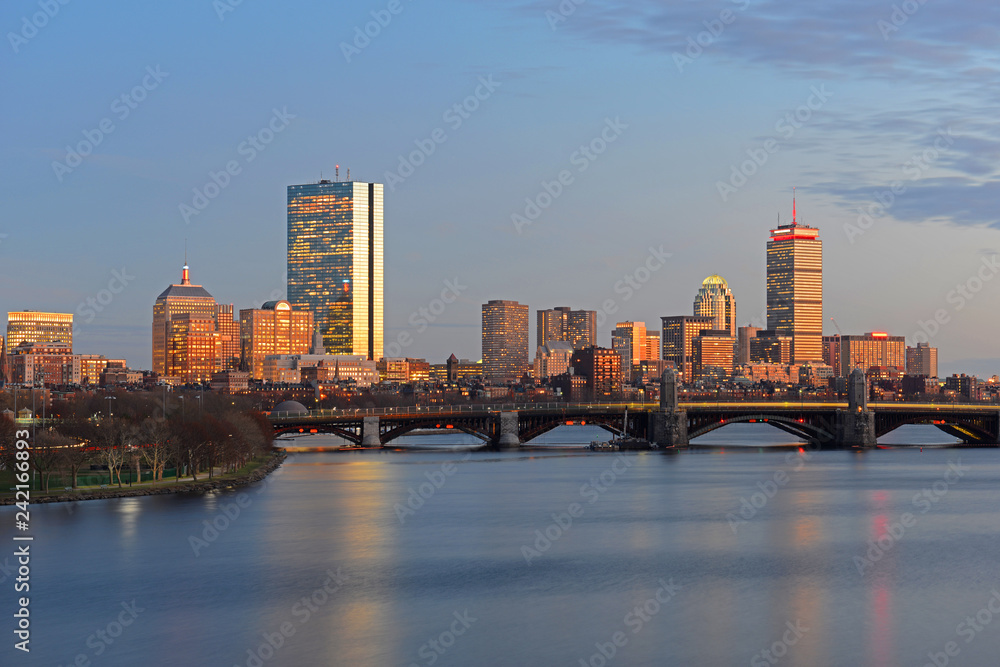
[273, 423, 363, 445]
[688, 414, 833, 444]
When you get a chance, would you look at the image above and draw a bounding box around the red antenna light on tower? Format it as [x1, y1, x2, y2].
[336, 164, 340, 182]
[792, 186, 797, 225]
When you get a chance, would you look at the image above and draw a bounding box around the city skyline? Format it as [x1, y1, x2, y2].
[4, 1, 999, 377]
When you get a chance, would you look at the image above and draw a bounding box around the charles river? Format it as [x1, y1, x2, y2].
[4, 425, 1000, 667]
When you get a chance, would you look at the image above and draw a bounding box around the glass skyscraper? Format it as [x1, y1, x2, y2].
[766, 201, 823, 364]
[287, 181, 384, 360]
[693, 275, 736, 338]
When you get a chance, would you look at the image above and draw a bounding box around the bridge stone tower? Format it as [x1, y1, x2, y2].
[650, 369, 688, 448]
[837, 369, 876, 448]
[361, 416, 381, 446]
[496, 411, 521, 448]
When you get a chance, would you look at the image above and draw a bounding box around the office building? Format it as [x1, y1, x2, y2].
[216, 304, 240, 371]
[611, 321, 648, 381]
[6, 311, 73, 350]
[736, 326, 761, 366]
[692, 330, 735, 382]
[766, 197, 823, 363]
[152, 263, 219, 377]
[239, 300, 314, 380]
[751, 330, 793, 365]
[166, 314, 221, 383]
[8, 341, 78, 386]
[906, 342, 938, 378]
[537, 307, 596, 349]
[570, 346, 622, 399]
[534, 341, 575, 380]
[660, 315, 715, 382]
[77, 355, 127, 386]
[693, 275, 736, 337]
[483, 300, 529, 382]
[839, 332, 905, 377]
[287, 180, 383, 360]
[264, 353, 379, 386]
[822, 335, 841, 374]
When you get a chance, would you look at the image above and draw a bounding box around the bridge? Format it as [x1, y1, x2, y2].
[269, 371, 1000, 449]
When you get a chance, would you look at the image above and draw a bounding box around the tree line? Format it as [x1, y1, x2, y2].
[0, 390, 274, 493]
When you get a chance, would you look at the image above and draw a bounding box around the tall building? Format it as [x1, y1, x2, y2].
[822, 335, 841, 374]
[482, 300, 529, 382]
[839, 332, 905, 377]
[906, 342, 938, 378]
[766, 196, 823, 363]
[216, 304, 240, 371]
[660, 315, 714, 382]
[8, 341, 78, 386]
[750, 330, 793, 365]
[287, 180, 384, 360]
[239, 300, 314, 380]
[692, 331, 735, 382]
[6, 311, 73, 350]
[166, 314, 221, 383]
[570, 346, 623, 399]
[612, 321, 659, 381]
[736, 326, 761, 366]
[536, 307, 596, 349]
[153, 264, 219, 376]
[693, 275, 736, 337]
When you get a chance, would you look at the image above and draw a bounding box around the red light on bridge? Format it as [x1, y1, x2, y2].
[749, 419, 757, 423]
[446, 425, 454, 429]
[763, 419, 769, 422]
[310, 429, 318, 433]
[566, 421, 574, 425]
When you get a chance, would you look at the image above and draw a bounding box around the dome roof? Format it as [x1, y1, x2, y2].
[271, 400, 308, 415]
[702, 274, 728, 287]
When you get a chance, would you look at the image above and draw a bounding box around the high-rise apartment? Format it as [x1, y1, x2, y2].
[287, 180, 383, 360]
[6, 311, 73, 350]
[693, 275, 736, 337]
[483, 300, 529, 382]
[839, 332, 905, 377]
[536, 307, 596, 349]
[766, 196, 822, 363]
[612, 321, 658, 381]
[906, 342, 938, 378]
[240, 301, 314, 380]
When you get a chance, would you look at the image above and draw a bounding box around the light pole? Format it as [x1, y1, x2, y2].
[105, 395, 117, 418]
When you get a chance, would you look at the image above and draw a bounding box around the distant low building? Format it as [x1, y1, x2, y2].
[534, 341, 575, 380]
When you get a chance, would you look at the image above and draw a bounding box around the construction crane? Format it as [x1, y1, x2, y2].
[829, 317, 843, 337]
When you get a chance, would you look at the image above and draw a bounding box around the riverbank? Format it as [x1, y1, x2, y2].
[0, 450, 287, 505]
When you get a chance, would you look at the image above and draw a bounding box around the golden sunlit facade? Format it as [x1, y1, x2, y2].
[693, 275, 736, 337]
[839, 332, 905, 377]
[6, 311, 73, 350]
[152, 265, 218, 376]
[537, 307, 597, 349]
[482, 300, 529, 382]
[239, 300, 314, 380]
[216, 304, 240, 371]
[692, 332, 735, 381]
[612, 321, 657, 381]
[767, 217, 822, 364]
[660, 315, 714, 382]
[166, 314, 220, 383]
[287, 181, 384, 360]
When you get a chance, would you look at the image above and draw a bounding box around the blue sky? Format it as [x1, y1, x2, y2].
[2, 0, 999, 375]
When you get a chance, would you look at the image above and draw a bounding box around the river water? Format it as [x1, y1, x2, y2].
[3, 424, 1000, 667]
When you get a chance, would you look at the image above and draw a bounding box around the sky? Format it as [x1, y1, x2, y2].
[2, 0, 1000, 376]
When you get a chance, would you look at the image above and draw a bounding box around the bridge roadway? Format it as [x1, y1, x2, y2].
[268, 401, 1000, 449]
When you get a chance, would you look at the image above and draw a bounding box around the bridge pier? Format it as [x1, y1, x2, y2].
[836, 369, 876, 448]
[650, 369, 689, 448]
[361, 416, 381, 446]
[496, 411, 520, 448]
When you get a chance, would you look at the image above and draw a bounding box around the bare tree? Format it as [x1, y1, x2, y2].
[139, 418, 172, 484]
[33, 430, 71, 493]
[96, 419, 136, 487]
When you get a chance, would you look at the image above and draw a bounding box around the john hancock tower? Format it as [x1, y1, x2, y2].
[287, 179, 384, 360]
